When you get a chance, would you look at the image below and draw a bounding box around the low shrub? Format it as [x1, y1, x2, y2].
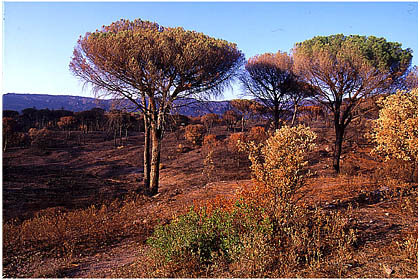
[246, 126, 268, 144]
[202, 134, 220, 152]
[237, 125, 317, 210]
[146, 201, 273, 277]
[370, 88, 417, 164]
[369, 88, 418, 182]
[226, 132, 246, 153]
[28, 128, 55, 149]
[377, 159, 417, 184]
[146, 197, 356, 277]
[202, 150, 217, 183]
[184, 124, 206, 145]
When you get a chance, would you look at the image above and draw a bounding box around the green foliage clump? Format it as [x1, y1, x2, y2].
[146, 202, 273, 277]
[146, 201, 356, 278]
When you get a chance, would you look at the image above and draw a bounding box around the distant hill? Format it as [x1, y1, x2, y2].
[3, 93, 113, 112]
[173, 98, 231, 116]
[2, 93, 232, 117]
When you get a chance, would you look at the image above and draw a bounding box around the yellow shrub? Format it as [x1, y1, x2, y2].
[370, 89, 418, 163]
[238, 125, 317, 212]
[28, 128, 54, 149]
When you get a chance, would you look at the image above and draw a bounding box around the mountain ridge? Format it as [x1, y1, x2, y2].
[2, 93, 232, 117]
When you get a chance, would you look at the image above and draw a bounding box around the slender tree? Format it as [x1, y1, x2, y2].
[230, 99, 262, 131]
[293, 34, 412, 173]
[70, 19, 244, 195]
[201, 113, 219, 133]
[223, 110, 240, 132]
[3, 117, 18, 152]
[240, 51, 306, 129]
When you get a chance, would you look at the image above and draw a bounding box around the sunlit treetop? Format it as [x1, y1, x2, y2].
[292, 34, 414, 106]
[294, 34, 412, 78]
[70, 18, 245, 194]
[246, 51, 294, 82]
[70, 18, 244, 100]
[247, 51, 293, 67]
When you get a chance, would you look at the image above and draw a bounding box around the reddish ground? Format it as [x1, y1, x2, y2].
[2, 123, 418, 278]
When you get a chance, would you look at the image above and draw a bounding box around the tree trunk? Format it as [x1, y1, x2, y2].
[114, 129, 117, 147]
[274, 106, 280, 130]
[143, 120, 151, 193]
[3, 137, 8, 152]
[291, 103, 298, 126]
[333, 124, 345, 173]
[149, 125, 162, 196]
[119, 125, 123, 146]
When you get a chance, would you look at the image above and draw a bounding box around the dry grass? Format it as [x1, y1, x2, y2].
[3, 193, 152, 278]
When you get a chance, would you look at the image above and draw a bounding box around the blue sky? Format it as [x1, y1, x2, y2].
[2, 1, 418, 100]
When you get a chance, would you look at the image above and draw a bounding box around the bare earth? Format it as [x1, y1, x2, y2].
[2, 124, 418, 278]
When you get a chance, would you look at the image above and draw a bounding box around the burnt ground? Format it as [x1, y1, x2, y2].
[2, 123, 418, 278]
[3, 132, 144, 222]
[3, 128, 249, 222]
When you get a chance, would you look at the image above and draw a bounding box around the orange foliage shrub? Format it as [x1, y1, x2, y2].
[202, 134, 220, 151]
[226, 132, 246, 153]
[28, 128, 54, 149]
[202, 134, 221, 182]
[246, 126, 268, 144]
[184, 124, 206, 145]
[203, 134, 218, 146]
[193, 194, 236, 216]
[201, 113, 219, 132]
[57, 116, 77, 131]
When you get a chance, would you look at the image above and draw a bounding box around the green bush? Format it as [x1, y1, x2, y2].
[146, 200, 356, 277]
[146, 201, 273, 277]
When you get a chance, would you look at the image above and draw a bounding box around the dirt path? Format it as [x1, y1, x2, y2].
[60, 239, 143, 278]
